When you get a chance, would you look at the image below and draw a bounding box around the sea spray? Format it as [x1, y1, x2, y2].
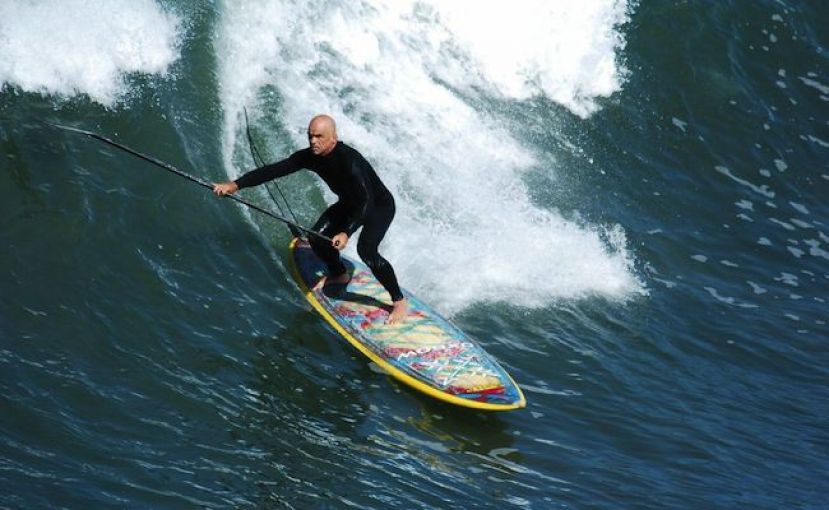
[0, 0, 181, 106]
[217, 0, 643, 313]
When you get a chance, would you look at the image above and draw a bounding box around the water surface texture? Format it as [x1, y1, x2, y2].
[2, 1, 827, 508]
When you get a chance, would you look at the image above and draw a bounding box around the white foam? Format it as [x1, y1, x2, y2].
[0, 0, 181, 106]
[433, 1, 629, 117]
[217, 0, 643, 314]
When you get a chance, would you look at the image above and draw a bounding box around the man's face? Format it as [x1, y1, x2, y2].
[308, 118, 336, 156]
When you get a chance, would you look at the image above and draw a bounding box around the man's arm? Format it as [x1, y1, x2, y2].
[343, 159, 375, 234]
[213, 153, 303, 195]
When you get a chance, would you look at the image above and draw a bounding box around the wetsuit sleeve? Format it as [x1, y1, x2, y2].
[234, 152, 303, 189]
[345, 159, 374, 235]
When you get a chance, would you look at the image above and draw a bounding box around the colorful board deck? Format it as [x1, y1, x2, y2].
[288, 237, 526, 411]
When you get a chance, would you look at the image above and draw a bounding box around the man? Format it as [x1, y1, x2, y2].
[213, 115, 409, 324]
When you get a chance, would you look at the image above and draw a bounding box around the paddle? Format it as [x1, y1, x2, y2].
[51, 123, 330, 243]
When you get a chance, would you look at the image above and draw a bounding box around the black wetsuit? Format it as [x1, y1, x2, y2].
[235, 141, 403, 302]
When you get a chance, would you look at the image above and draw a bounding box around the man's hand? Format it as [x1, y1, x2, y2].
[332, 232, 349, 251]
[213, 181, 239, 196]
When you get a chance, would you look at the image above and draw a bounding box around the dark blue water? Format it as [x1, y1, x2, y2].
[2, 1, 827, 508]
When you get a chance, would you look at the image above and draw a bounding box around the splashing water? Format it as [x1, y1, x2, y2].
[0, 0, 181, 106]
[217, 0, 642, 314]
[4, 0, 641, 313]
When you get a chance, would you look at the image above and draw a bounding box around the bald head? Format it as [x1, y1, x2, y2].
[307, 115, 338, 156]
[309, 114, 337, 136]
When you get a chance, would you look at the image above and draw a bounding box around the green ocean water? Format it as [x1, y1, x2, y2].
[2, 1, 827, 508]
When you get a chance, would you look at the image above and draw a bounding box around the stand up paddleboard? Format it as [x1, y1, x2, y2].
[48, 125, 526, 410]
[289, 237, 525, 411]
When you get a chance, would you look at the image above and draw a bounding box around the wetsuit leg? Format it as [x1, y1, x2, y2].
[310, 204, 348, 277]
[356, 202, 404, 302]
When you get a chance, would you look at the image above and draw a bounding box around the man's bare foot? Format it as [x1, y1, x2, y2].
[312, 272, 350, 291]
[386, 299, 409, 325]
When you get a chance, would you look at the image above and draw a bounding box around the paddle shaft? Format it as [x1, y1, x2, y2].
[51, 124, 330, 242]
[243, 108, 302, 238]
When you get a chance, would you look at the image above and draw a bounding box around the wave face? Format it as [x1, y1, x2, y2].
[217, 0, 641, 314]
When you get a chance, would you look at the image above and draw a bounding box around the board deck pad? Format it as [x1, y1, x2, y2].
[289, 238, 525, 411]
